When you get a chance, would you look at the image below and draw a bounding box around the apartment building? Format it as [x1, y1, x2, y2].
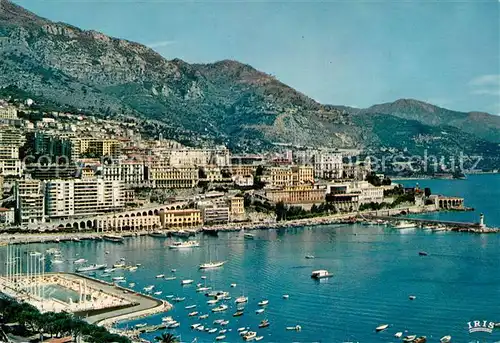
[201, 206, 230, 224]
[15, 179, 45, 224]
[150, 166, 198, 188]
[267, 165, 314, 188]
[265, 185, 325, 205]
[160, 209, 202, 228]
[101, 162, 147, 187]
[0, 105, 17, 120]
[169, 147, 230, 167]
[70, 138, 121, 159]
[313, 152, 343, 179]
[45, 179, 125, 218]
[228, 196, 245, 216]
[0, 126, 24, 177]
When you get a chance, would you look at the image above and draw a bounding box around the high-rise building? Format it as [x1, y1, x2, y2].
[0, 126, 24, 177]
[15, 179, 45, 224]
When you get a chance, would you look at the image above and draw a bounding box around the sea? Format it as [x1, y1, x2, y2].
[1, 174, 499, 343]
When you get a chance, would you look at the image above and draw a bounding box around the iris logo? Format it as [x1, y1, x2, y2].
[467, 320, 495, 334]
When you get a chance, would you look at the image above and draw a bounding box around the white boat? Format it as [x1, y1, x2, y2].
[156, 274, 165, 278]
[311, 269, 333, 279]
[207, 299, 219, 305]
[235, 296, 248, 304]
[219, 329, 227, 334]
[393, 221, 416, 229]
[199, 261, 226, 269]
[154, 291, 163, 295]
[196, 325, 205, 331]
[409, 295, 416, 300]
[103, 234, 124, 242]
[208, 328, 217, 333]
[231, 283, 237, 287]
[128, 283, 136, 287]
[199, 314, 209, 319]
[168, 322, 180, 328]
[188, 311, 199, 317]
[258, 300, 269, 306]
[404, 335, 417, 342]
[73, 258, 87, 264]
[239, 330, 248, 336]
[376, 324, 389, 332]
[305, 255, 315, 259]
[165, 276, 177, 281]
[255, 309, 265, 314]
[76, 264, 107, 272]
[212, 304, 228, 312]
[395, 332, 403, 338]
[196, 286, 211, 292]
[128, 266, 138, 271]
[238, 327, 246, 332]
[243, 331, 257, 341]
[182, 279, 194, 285]
[162, 316, 174, 322]
[113, 263, 126, 268]
[191, 323, 201, 329]
[283, 294, 289, 299]
[185, 304, 197, 309]
[220, 320, 229, 326]
[244, 233, 255, 239]
[103, 268, 115, 273]
[173, 297, 186, 302]
[201, 275, 206, 279]
[51, 259, 64, 264]
[255, 336, 263, 341]
[112, 276, 125, 281]
[135, 323, 147, 328]
[440, 336, 452, 343]
[168, 241, 200, 249]
[216, 335, 226, 341]
[143, 285, 155, 291]
[286, 325, 302, 331]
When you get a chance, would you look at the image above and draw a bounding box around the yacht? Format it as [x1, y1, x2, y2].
[191, 323, 201, 329]
[409, 295, 416, 300]
[143, 285, 155, 292]
[212, 304, 228, 312]
[233, 310, 244, 317]
[376, 324, 389, 332]
[282, 294, 289, 299]
[235, 296, 248, 304]
[196, 286, 211, 292]
[103, 268, 115, 273]
[393, 221, 416, 229]
[311, 270, 333, 279]
[199, 314, 209, 319]
[156, 274, 165, 278]
[181, 279, 194, 285]
[173, 297, 186, 302]
[103, 234, 124, 243]
[185, 304, 197, 309]
[128, 266, 138, 271]
[286, 325, 302, 331]
[258, 319, 270, 328]
[73, 258, 87, 264]
[207, 299, 219, 305]
[188, 311, 199, 317]
[231, 283, 237, 287]
[76, 264, 107, 272]
[113, 263, 126, 268]
[51, 259, 64, 264]
[255, 309, 265, 314]
[171, 230, 191, 238]
[216, 335, 226, 341]
[168, 241, 200, 249]
[149, 231, 169, 238]
[154, 291, 163, 295]
[220, 320, 229, 326]
[135, 323, 147, 328]
[165, 276, 177, 281]
[199, 261, 226, 269]
[440, 335, 451, 343]
[403, 336, 417, 342]
[243, 331, 257, 341]
[258, 300, 269, 306]
[395, 332, 403, 338]
[255, 337, 263, 341]
[168, 322, 180, 329]
[208, 328, 218, 333]
[162, 316, 174, 323]
[128, 283, 136, 287]
[112, 276, 125, 281]
[196, 325, 205, 331]
[305, 255, 315, 259]
[244, 233, 255, 239]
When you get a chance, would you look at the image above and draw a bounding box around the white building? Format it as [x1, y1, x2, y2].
[169, 147, 230, 167]
[15, 179, 45, 224]
[313, 152, 343, 179]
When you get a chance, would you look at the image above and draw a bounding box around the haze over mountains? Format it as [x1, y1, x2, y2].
[0, 0, 499, 168]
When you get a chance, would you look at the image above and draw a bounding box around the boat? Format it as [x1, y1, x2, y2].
[237, 327, 246, 332]
[233, 311, 244, 317]
[255, 337, 263, 341]
[173, 297, 186, 302]
[185, 305, 197, 309]
[162, 316, 174, 322]
[103, 234, 124, 243]
[243, 331, 257, 341]
[305, 255, 315, 259]
[168, 241, 200, 249]
[208, 328, 218, 333]
[156, 274, 165, 278]
[199, 261, 226, 269]
[143, 285, 155, 291]
[191, 323, 201, 329]
[76, 264, 107, 272]
[235, 296, 248, 304]
[440, 335, 451, 343]
[103, 268, 115, 273]
[113, 263, 126, 268]
[403, 335, 417, 342]
[414, 337, 427, 343]
[239, 330, 248, 336]
[128, 266, 138, 271]
[244, 233, 255, 239]
[112, 276, 125, 281]
[196, 286, 211, 292]
[196, 325, 205, 331]
[282, 294, 289, 299]
[395, 332, 403, 338]
[212, 304, 228, 312]
[168, 322, 180, 329]
[220, 320, 229, 326]
[213, 319, 224, 325]
[73, 258, 87, 264]
[150, 231, 169, 238]
[165, 276, 177, 281]
[231, 283, 237, 287]
[394, 221, 416, 229]
[286, 325, 301, 331]
[258, 300, 269, 306]
[171, 230, 191, 238]
[128, 283, 135, 287]
[72, 238, 80, 242]
[182, 279, 194, 285]
[258, 319, 270, 328]
[419, 251, 428, 256]
[199, 314, 209, 319]
[376, 324, 389, 332]
[135, 323, 147, 328]
[216, 335, 226, 341]
[154, 291, 163, 295]
[51, 259, 64, 264]
[207, 299, 219, 305]
[311, 270, 333, 279]
[188, 311, 199, 317]
[409, 295, 416, 300]
[171, 269, 177, 272]
[255, 309, 265, 314]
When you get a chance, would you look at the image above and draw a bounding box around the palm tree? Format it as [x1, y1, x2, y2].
[155, 332, 180, 343]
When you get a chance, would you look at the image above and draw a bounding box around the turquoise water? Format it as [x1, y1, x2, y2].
[0, 174, 499, 343]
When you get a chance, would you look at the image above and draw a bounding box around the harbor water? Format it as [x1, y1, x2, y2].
[0, 174, 499, 342]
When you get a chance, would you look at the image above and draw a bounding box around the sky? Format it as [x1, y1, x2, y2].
[13, 0, 500, 114]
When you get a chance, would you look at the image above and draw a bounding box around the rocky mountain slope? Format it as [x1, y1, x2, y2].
[0, 0, 499, 169]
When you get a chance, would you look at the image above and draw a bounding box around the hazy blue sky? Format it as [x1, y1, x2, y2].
[14, 0, 500, 114]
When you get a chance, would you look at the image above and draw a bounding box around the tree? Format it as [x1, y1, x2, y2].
[155, 333, 180, 343]
[424, 187, 431, 197]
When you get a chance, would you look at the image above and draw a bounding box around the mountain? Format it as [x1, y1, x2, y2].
[0, 0, 499, 170]
[357, 99, 500, 143]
